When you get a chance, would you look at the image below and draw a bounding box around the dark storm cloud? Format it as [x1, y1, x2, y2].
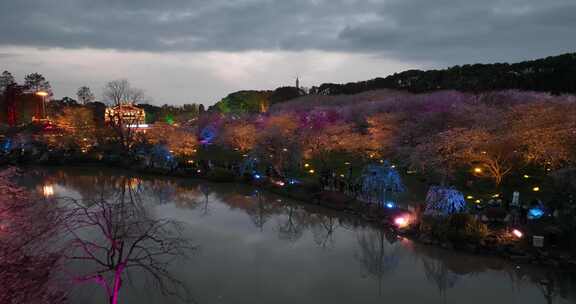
[1, 0, 575, 64]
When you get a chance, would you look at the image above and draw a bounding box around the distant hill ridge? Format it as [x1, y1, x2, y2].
[309, 53, 576, 96]
[211, 53, 576, 113]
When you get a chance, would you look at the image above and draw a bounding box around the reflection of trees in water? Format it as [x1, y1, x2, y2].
[277, 204, 308, 242]
[198, 184, 211, 216]
[422, 257, 459, 302]
[31, 169, 378, 251]
[409, 244, 477, 303]
[538, 273, 559, 304]
[246, 192, 278, 231]
[37, 169, 206, 211]
[142, 180, 177, 206]
[171, 187, 203, 210]
[541, 271, 576, 304]
[311, 214, 337, 249]
[508, 268, 576, 304]
[356, 229, 401, 294]
[408, 240, 576, 304]
[57, 171, 142, 202]
[0, 168, 67, 304]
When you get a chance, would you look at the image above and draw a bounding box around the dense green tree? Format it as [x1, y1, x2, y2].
[269, 86, 301, 104]
[24, 72, 52, 94]
[0, 70, 16, 94]
[77, 86, 95, 104]
[213, 90, 272, 114]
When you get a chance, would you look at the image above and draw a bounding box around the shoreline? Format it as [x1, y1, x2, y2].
[9, 159, 576, 272]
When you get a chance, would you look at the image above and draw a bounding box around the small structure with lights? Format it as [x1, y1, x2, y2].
[105, 103, 146, 127]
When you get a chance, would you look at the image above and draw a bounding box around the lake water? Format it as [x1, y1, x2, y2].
[20, 167, 576, 304]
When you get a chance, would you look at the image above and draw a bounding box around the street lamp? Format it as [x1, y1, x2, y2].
[36, 91, 49, 119]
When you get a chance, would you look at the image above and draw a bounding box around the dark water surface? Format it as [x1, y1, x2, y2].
[20, 167, 576, 304]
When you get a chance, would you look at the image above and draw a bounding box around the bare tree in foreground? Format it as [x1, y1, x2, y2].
[62, 195, 195, 304]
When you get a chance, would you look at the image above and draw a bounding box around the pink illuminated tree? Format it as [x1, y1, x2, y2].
[0, 167, 67, 304]
[62, 195, 194, 304]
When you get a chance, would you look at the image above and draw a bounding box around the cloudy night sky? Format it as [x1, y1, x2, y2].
[1, 0, 575, 105]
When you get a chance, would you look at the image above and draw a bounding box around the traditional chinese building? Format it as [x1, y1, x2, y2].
[104, 104, 146, 127]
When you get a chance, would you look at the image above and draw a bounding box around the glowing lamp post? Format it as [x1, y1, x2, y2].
[473, 167, 483, 174]
[36, 91, 49, 119]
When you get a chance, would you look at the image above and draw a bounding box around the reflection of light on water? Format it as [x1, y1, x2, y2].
[129, 178, 141, 190]
[399, 237, 414, 251]
[42, 185, 54, 197]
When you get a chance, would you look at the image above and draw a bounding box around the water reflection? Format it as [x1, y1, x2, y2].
[312, 215, 337, 249]
[246, 191, 277, 231]
[16, 167, 576, 304]
[277, 204, 307, 242]
[42, 184, 54, 197]
[61, 192, 194, 304]
[356, 230, 401, 294]
[0, 168, 66, 304]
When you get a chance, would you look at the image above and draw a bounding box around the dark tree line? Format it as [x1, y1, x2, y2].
[309, 53, 576, 96]
[210, 53, 576, 115]
[210, 86, 303, 114]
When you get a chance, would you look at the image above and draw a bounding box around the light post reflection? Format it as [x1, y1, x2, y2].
[42, 184, 54, 197]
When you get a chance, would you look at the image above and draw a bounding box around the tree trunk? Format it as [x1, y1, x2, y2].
[110, 264, 124, 304]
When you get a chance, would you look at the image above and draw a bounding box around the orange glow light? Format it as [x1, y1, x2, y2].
[394, 216, 409, 228]
[42, 185, 54, 197]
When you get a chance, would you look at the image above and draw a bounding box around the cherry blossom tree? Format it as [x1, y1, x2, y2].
[508, 101, 576, 168]
[52, 107, 97, 150]
[253, 113, 303, 175]
[414, 127, 518, 186]
[146, 125, 198, 157]
[219, 120, 258, 152]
